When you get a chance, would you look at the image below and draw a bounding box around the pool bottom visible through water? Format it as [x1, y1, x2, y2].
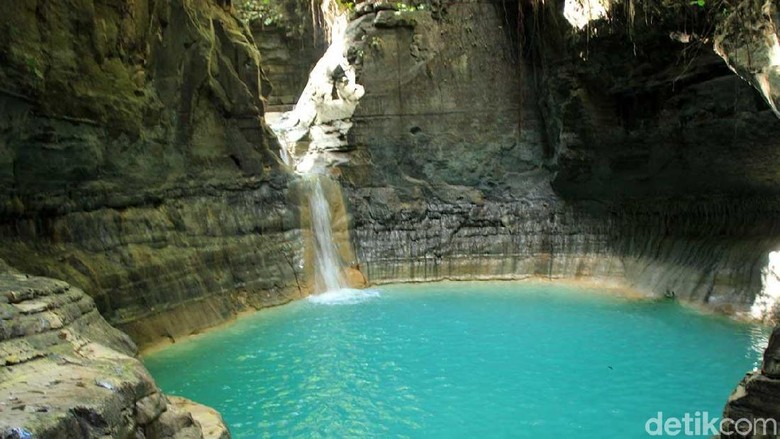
[143, 282, 768, 438]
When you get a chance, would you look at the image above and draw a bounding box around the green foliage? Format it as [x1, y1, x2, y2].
[234, 0, 317, 37]
[235, 0, 359, 35]
[337, 0, 356, 12]
[23, 55, 44, 80]
[235, 0, 288, 26]
[395, 2, 425, 12]
[685, 0, 735, 23]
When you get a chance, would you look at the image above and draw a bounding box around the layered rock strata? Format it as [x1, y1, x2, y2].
[336, 0, 780, 317]
[1, 0, 779, 345]
[722, 325, 780, 438]
[0, 0, 305, 347]
[0, 261, 229, 438]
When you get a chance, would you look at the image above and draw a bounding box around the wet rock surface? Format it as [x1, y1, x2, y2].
[0, 262, 229, 439]
[0, 0, 773, 348]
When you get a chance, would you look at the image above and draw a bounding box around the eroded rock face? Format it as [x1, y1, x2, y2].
[0, 0, 772, 348]
[0, 0, 305, 347]
[0, 262, 229, 439]
[250, 15, 327, 106]
[715, 0, 780, 118]
[0, 0, 276, 196]
[536, 2, 780, 315]
[722, 326, 780, 438]
[333, 0, 780, 316]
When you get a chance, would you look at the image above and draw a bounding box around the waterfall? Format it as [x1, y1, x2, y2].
[307, 175, 347, 293]
[267, 0, 375, 303]
[305, 173, 379, 304]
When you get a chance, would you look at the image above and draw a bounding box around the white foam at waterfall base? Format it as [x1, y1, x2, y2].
[307, 288, 381, 305]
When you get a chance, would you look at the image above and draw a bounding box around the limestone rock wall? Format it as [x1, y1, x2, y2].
[349, 188, 779, 313]
[542, 1, 780, 200]
[335, 0, 780, 317]
[250, 17, 326, 106]
[722, 325, 780, 438]
[715, 0, 780, 118]
[0, 181, 305, 348]
[1, 0, 779, 344]
[343, 1, 543, 196]
[0, 262, 229, 439]
[0, 0, 277, 197]
[0, 0, 304, 348]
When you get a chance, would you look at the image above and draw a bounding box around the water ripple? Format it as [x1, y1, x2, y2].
[145, 282, 767, 439]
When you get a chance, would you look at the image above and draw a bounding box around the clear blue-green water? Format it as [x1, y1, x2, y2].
[144, 282, 768, 438]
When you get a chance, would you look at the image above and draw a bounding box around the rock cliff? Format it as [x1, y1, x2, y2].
[0, 0, 778, 365]
[248, 3, 327, 107]
[715, 0, 780, 117]
[722, 325, 780, 438]
[0, 261, 229, 438]
[335, 0, 780, 318]
[0, 0, 304, 347]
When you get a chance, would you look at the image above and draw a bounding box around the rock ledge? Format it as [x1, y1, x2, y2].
[0, 262, 229, 439]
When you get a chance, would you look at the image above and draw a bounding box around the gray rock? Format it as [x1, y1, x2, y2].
[763, 327, 780, 379]
[373, 10, 419, 28]
[715, 0, 780, 117]
[0, 268, 230, 439]
[136, 393, 168, 426]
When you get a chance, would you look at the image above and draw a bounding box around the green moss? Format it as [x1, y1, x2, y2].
[23, 55, 44, 80]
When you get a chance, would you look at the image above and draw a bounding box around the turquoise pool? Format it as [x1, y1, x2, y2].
[144, 282, 767, 438]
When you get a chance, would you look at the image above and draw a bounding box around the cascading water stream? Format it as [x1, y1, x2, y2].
[268, 0, 364, 174]
[304, 173, 378, 303]
[307, 175, 347, 293]
[267, 0, 373, 302]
